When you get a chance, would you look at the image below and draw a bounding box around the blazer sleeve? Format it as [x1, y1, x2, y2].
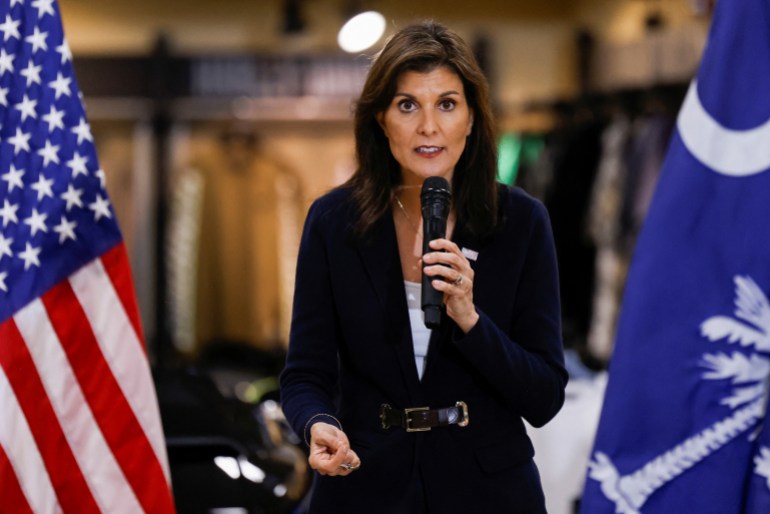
[453, 197, 567, 428]
[279, 199, 343, 443]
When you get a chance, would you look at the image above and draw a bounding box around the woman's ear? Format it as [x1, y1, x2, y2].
[376, 112, 388, 138]
[466, 113, 474, 136]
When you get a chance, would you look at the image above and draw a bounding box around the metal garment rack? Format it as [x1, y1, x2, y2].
[74, 36, 367, 367]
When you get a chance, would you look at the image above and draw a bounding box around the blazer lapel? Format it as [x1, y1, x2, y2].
[356, 213, 397, 313]
[356, 212, 422, 402]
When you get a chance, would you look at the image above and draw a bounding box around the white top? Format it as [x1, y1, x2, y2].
[404, 280, 432, 380]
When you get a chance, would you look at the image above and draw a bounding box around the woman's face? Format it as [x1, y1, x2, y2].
[378, 66, 474, 188]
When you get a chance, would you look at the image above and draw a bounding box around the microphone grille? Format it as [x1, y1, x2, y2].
[421, 176, 451, 195]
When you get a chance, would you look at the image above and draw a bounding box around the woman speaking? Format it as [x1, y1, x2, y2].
[280, 20, 567, 513]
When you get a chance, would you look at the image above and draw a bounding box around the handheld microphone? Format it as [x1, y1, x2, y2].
[420, 176, 452, 329]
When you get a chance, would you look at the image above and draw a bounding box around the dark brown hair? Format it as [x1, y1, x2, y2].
[347, 20, 499, 239]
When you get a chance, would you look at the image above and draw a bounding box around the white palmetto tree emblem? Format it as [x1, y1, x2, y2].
[700, 276, 770, 414]
[588, 275, 770, 513]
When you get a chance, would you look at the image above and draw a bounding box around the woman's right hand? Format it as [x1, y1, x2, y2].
[308, 422, 362, 476]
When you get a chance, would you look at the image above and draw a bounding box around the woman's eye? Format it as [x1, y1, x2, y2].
[439, 99, 456, 111]
[398, 100, 416, 112]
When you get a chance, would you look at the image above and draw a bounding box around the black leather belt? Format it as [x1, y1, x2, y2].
[380, 402, 469, 432]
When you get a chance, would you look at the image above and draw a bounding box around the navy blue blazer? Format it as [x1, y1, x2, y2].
[280, 184, 567, 513]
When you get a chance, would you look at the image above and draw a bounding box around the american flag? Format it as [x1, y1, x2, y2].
[0, 1, 175, 513]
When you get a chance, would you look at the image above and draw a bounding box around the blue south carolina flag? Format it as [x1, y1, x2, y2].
[580, 1, 770, 513]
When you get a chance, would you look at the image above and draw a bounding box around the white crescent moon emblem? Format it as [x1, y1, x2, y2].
[677, 80, 770, 176]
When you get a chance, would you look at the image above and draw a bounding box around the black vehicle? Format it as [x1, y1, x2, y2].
[154, 344, 310, 514]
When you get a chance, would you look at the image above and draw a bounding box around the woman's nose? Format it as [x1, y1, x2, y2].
[417, 110, 438, 135]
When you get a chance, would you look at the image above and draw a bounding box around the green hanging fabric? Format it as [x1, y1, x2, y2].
[497, 132, 544, 186]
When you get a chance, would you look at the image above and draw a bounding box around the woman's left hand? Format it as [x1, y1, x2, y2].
[422, 238, 479, 333]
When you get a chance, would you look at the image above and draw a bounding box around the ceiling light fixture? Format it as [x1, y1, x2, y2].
[337, 11, 386, 53]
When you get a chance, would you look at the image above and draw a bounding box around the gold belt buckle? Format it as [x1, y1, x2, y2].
[455, 401, 470, 427]
[404, 406, 430, 432]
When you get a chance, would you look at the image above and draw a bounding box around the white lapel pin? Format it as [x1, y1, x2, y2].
[461, 247, 479, 261]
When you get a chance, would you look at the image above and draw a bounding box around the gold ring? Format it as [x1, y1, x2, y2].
[340, 463, 360, 471]
[453, 274, 464, 286]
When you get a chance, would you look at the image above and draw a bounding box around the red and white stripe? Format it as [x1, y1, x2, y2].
[0, 244, 175, 514]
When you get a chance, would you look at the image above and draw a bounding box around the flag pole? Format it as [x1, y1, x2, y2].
[150, 33, 173, 368]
